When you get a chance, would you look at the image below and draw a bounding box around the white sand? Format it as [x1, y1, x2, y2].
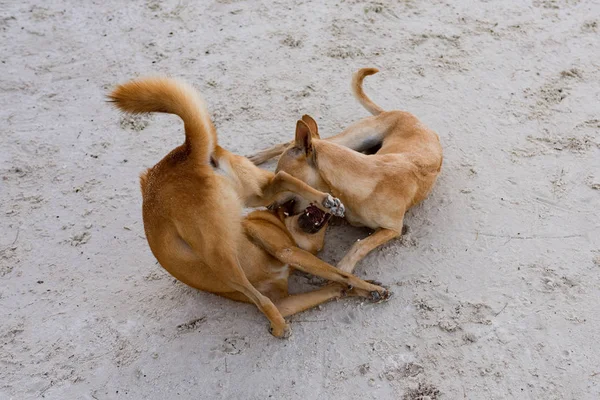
[1, 0, 599, 399]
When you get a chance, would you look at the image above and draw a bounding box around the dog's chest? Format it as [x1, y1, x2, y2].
[343, 207, 379, 229]
[344, 209, 365, 227]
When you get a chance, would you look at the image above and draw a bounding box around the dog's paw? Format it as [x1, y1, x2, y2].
[322, 195, 345, 218]
[368, 287, 393, 304]
[343, 282, 392, 303]
[269, 323, 292, 339]
[361, 280, 392, 303]
[248, 152, 268, 165]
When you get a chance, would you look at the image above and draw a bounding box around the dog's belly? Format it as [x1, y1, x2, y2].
[253, 264, 290, 295]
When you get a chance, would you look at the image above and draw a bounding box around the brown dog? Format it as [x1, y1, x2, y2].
[108, 77, 390, 338]
[250, 68, 443, 273]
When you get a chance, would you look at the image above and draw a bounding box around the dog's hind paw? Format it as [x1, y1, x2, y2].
[322, 195, 345, 218]
[363, 280, 393, 303]
[248, 151, 269, 165]
[343, 282, 392, 303]
[369, 288, 393, 304]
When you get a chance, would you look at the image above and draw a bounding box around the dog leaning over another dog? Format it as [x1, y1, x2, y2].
[250, 68, 443, 274]
[108, 77, 391, 338]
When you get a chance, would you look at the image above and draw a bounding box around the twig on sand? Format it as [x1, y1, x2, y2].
[292, 319, 326, 323]
[0, 226, 20, 254]
[494, 303, 508, 317]
[475, 232, 583, 240]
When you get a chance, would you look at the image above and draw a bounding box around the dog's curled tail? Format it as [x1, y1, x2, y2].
[352, 68, 384, 116]
[108, 77, 216, 164]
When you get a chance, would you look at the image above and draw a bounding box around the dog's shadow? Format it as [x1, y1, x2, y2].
[287, 219, 373, 293]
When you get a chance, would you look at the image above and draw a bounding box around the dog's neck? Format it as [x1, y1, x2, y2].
[313, 141, 376, 201]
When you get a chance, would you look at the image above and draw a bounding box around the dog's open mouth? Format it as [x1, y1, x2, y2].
[277, 199, 331, 234]
[297, 204, 331, 234]
[279, 199, 297, 217]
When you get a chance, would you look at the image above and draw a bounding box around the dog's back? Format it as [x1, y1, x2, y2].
[352, 69, 442, 167]
[109, 78, 244, 293]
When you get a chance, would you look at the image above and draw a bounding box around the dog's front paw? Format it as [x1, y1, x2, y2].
[269, 323, 292, 339]
[322, 195, 345, 218]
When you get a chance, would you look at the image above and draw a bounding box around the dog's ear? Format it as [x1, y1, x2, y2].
[295, 119, 313, 155]
[301, 115, 320, 138]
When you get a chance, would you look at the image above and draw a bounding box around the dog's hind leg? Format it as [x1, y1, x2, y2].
[215, 254, 291, 338]
[324, 116, 388, 152]
[337, 228, 400, 273]
[275, 281, 394, 317]
[274, 284, 347, 317]
[211, 253, 291, 337]
[248, 142, 291, 165]
[247, 113, 394, 164]
[274, 282, 390, 317]
[177, 222, 291, 338]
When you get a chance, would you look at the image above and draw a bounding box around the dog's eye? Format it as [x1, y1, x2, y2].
[210, 156, 219, 168]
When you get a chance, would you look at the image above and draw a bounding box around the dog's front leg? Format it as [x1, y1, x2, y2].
[248, 142, 291, 165]
[337, 228, 400, 273]
[177, 221, 291, 338]
[210, 253, 291, 338]
[246, 171, 345, 217]
[244, 221, 390, 301]
[256, 171, 345, 217]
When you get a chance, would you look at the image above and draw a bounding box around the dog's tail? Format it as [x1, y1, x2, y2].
[351, 68, 384, 116]
[108, 77, 216, 164]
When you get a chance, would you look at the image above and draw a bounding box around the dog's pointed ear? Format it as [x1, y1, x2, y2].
[295, 119, 313, 155]
[301, 114, 320, 138]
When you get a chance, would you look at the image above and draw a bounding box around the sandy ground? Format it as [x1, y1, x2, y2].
[1, 0, 599, 399]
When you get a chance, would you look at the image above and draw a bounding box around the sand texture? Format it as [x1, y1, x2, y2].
[1, 0, 599, 399]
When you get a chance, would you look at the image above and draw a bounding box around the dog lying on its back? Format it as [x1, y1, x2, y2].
[250, 68, 443, 273]
[109, 77, 390, 338]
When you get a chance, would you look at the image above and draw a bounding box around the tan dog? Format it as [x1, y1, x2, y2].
[108, 77, 390, 338]
[250, 68, 443, 273]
